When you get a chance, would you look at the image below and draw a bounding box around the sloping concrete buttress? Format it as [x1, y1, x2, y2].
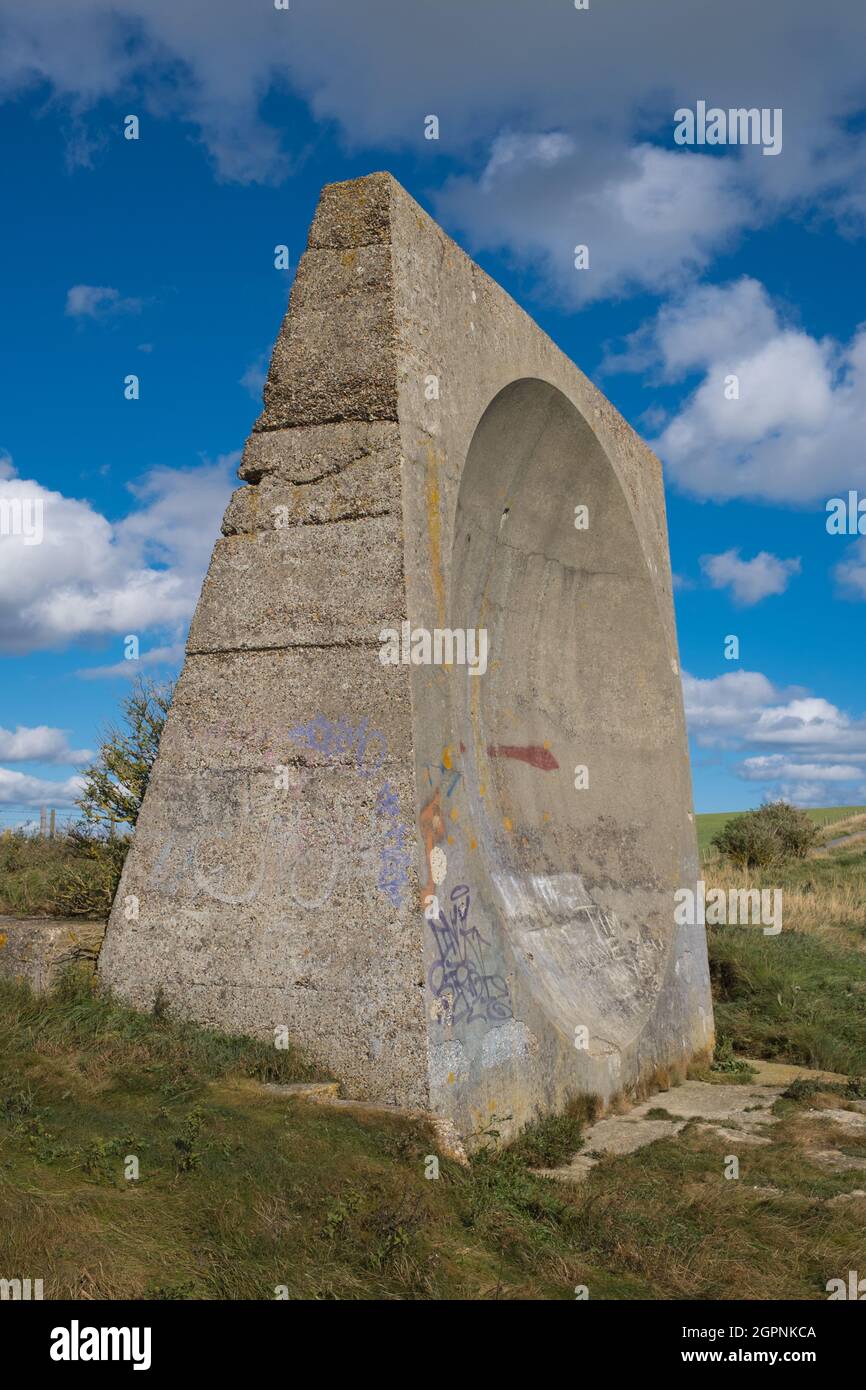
[99, 172, 714, 1143]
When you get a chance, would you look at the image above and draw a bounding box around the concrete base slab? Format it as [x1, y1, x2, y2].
[744, 1058, 851, 1087]
[803, 1108, 866, 1132]
[536, 1064, 866, 1183]
[804, 1149, 866, 1173]
[537, 1078, 784, 1182]
[258, 1081, 341, 1101]
[0, 916, 106, 992]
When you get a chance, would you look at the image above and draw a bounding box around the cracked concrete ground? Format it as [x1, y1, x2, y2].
[536, 1077, 785, 1181]
[256, 1064, 865, 1187]
[535, 1062, 866, 1183]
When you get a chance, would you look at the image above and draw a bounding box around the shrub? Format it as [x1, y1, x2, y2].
[0, 682, 170, 919]
[712, 801, 817, 868]
[757, 801, 818, 859]
[53, 830, 130, 918]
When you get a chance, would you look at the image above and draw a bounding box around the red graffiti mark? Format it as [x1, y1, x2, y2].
[455, 740, 558, 770]
[486, 744, 559, 771]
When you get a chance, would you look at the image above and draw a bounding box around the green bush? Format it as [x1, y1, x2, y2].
[0, 679, 169, 920]
[53, 830, 130, 918]
[76, 678, 172, 834]
[712, 801, 817, 868]
[0, 826, 129, 919]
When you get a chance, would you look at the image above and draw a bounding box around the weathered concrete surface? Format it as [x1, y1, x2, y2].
[0, 916, 105, 992]
[536, 1078, 785, 1182]
[99, 171, 713, 1142]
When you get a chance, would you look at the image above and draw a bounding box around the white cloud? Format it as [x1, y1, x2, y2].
[62, 117, 107, 172]
[685, 669, 798, 750]
[2, 1, 866, 294]
[0, 725, 91, 763]
[683, 669, 861, 752]
[438, 137, 752, 306]
[738, 755, 862, 783]
[0, 454, 237, 654]
[0, 768, 84, 807]
[834, 538, 866, 599]
[0, 0, 297, 184]
[603, 277, 780, 378]
[684, 668, 866, 804]
[700, 548, 801, 605]
[610, 277, 866, 502]
[65, 284, 142, 319]
[239, 352, 269, 400]
[76, 642, 186, 680]
[672, 572, 694, 592]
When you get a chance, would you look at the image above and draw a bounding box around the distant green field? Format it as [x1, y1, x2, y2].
[695, 805, 866, 854]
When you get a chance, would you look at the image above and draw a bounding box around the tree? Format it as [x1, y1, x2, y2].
[76, 678, 173, 835]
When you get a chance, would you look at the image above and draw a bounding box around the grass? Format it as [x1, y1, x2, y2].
[1, 968, 864, 1300]
[1, 967, 861, 1301]
[704, 846, 866, 955]
[3, 824, 866, 1298]
[0, 970, 591, 1300]
[700, 833, 866, 1074]
[708, 925, 866, 1076]
[0, 829, 124, 919]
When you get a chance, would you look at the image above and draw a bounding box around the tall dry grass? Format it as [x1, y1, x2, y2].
[703, 855, 866, 952]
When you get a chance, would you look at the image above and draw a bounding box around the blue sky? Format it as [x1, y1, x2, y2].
[1, 0, 866, 824]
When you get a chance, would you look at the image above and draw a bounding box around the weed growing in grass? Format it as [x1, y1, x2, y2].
[80, 1134, 141, 1183]
[172, 1106, 207, 1174]
[504, 1097, 598, 1168]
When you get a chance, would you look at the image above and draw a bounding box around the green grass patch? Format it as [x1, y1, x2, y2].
[1, 971, 864, 1299]
[708, 924, 866, 1075]
[504, 1096, 598, 1168]
[0, 972, 592, 1300]
[0, 968, 320, 1099]
[0, 829, 124, 918]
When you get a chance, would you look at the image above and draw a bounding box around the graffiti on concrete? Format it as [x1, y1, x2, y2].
[422, 741, 559, 789]
[427, 884, 512, 1027]
[487, 743, 559, 771]
[288, 714, 412, 909]
[146, 714, 412, 912]
[287, 713, 388, 778]
[148, 805, 355, 911]
[374, 780, 412, 907]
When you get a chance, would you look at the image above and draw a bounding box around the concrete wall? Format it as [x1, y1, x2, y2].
[99, 172, 713, 1141]
[0, 917, 105, 993]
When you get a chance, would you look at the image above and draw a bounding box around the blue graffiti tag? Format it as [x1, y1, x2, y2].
[428, 885, 512, 1026]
